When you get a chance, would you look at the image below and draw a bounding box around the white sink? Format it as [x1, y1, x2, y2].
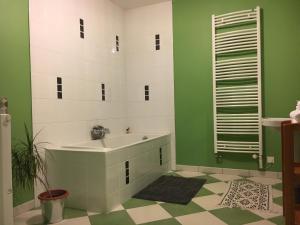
[262, 118, 291, 127]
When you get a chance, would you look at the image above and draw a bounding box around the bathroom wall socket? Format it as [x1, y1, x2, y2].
[267, 156, 275, 164]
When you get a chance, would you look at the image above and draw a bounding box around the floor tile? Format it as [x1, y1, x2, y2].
[272, 189, 282, 198]
[272, 183, 282, 191]
[204, 182, 228, 194]
[14, 209, 90, 225]
[210, 207, 263, 225]
[122, 198, 156, 209]
[210, 173, 242, 182]
[58, 216, 91, 225]
[156, 201, 164, 204]
[243, 220, 276, 225]
[89, 210, 135, 225]
[247, 177, 281, 185]
[268, 216, 285, 225]
[87, 212, 99, 216]
[139, 218, 182, 225]
[14, 171, 285, 225]
[14, 209, 43, 225]
[250, 203, 282, 219]
[111, 204, 125, 212]
[273, 197, 283, 206]
[64, 207, 88, 219]
[175, 171, 206, 177]
[127, 204, 172, 224]
[195, 187, 215, 197]
[196, 175, 221, 184]
[192, 194, 224, 210]
[175, 211, 227, 225]
[223, 168, 250, 177]
[166, 172, 182, 177]
[160, 201, 204, 217]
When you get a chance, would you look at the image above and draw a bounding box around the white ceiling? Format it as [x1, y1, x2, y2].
[111, 0, 170, 9]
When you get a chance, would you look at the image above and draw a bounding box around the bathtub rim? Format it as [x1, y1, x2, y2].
[46, 132, 170, 153]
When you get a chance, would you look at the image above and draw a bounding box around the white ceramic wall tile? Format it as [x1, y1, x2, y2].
[127, 116, 174, 133]
[124, 1, 175, 169]
[30, 0, 129, 146]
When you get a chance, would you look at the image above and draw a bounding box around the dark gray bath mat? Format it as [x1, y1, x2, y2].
[133, 175, 206, 205]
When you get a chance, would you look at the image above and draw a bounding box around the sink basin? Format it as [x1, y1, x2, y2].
[262, 118, 291, 127]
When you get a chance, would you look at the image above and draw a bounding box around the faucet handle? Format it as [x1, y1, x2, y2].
[91, 125, 105, 140]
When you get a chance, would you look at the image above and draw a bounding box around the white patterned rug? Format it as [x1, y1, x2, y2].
[219, 180, 273, 211]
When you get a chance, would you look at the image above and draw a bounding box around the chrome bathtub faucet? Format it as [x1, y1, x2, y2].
[90, 125, 110, 140]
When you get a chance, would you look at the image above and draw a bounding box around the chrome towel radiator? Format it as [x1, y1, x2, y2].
[212, 7, 263, 168]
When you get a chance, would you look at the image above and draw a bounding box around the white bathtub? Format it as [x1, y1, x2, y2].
[61, 134, 163, 151]
[46, 133, 171, 213]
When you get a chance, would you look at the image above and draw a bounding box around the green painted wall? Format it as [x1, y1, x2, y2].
[173, 0, 300, 172]
[0, 0, 34, 206]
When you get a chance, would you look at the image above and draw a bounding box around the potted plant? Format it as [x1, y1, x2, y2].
[12, 125, 68, 224]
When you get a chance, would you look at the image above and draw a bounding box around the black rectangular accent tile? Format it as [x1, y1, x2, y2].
[102, 90, 105, 95]
[145, 85, 149, 90]
[156, 45, 160, 50]
[126, 176, 129, 184]
[101, 83, 105, 88]
[126, 169, 129, 176]
[116, 46, 119, 52]
[57, 77, 62, 84]
[80, 32, 84, 39]
[116, 35, 119, 41]
[125, 161, 129, 168]
[145, 96, 149, 101]
[145, 91, 149, 96]
[57, 85, 62, 91]
[80, 25, 84, 32]
[102, 96, 105, 101]
[80, 18, 84, 25]
[57, 92, 62, 99]
[156, 39, 160, 45]
[155, 34, 160, 39]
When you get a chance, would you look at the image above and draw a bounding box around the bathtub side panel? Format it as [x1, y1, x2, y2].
[46, 150, 106, 212]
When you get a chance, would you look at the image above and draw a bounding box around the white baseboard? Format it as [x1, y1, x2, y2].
[176, 164, 282, 179]
[13, 200, 35, 217]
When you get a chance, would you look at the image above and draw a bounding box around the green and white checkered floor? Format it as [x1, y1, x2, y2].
[14, 171, 284, 225]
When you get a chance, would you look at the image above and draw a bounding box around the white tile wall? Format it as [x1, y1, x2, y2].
[124, 1, 175, 168]
[30, 0, 128, 146]
[30, 0, 175, 164]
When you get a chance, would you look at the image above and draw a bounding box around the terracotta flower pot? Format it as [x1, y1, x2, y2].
[38, 189, 69, 224]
